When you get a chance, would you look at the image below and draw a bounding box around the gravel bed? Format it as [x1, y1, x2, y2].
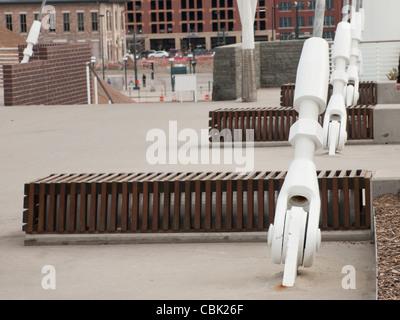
[373, 194, 400, 300]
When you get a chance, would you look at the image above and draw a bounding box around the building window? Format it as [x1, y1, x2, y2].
[280, 32, 292, 40]
[106, 11, 111, 31]
[308, 16, 314, 27]
[63, 13, 70, 32]
[167, 12, 172, 21]
[296, 1, 305, 10]
[34, 13, 39, 21]
[325, 0, 334, 11]
[278, 2, 292, 11]
[20, 14, 27, 33]
[324, 15, 335, 26]
[77, 12, 84, 31]
[279, 17, 292, 28]
[323, 31, 335, 39]
[49, 13, 56, 32]
[91, 12, 98, 31]
[5, 14, 12, 31]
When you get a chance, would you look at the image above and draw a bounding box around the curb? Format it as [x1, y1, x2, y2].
[24, 230, 374, 246]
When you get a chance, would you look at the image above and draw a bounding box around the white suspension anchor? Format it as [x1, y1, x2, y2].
[322, 1, 364, 156]
[268, 37, 328, 287]
[345, 1, 364, 108]
[322, 21, 352, 155]
[21, 0, 51, 64]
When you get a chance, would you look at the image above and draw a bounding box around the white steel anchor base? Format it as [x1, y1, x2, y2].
[268, 37, 328, 287]
[281, 206, 307, 287]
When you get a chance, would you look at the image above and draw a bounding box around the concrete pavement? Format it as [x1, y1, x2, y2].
[1, 87, 395, 300]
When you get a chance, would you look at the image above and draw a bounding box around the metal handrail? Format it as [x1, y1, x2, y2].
[86, 62, 114, 104]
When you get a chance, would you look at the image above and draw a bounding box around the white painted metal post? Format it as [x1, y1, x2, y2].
[86, 63, 91, 105]
[94, 76, 98, 105]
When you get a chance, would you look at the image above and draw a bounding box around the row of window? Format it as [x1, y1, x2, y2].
[129, 19, 269, 35]
[128, 0, 267, 11]
[280, 30, 334, 40]
[279, 15, 335, 28]
[278, 0, 335, 12]
[4, 12, 99, 33]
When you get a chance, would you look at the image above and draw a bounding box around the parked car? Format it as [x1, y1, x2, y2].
[193, 48, 214, 56]
[139, 50, 155, 59]
[148, 50, 169, 59]
[169, 48, 183, 57]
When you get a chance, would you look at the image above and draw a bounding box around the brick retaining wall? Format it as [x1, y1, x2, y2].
[3, 43, 91, 106]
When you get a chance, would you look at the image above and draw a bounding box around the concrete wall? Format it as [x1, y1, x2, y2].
[377, 81, 400, 104]
[373, 104, 400, 144]
[212, 43, 242, 101]
[212, 40, 305, 101]
[259, 40, 304, 88]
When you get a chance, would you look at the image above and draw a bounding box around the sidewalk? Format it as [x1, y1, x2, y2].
[0, 88, 385, 300]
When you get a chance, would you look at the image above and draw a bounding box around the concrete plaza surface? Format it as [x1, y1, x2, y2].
[1, 87, 397, 300]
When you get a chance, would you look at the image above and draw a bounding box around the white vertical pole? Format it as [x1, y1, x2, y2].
[237, 0, 258, 102]
[94, 76, 98, 104]
[313, 0, 326, 38]
[86, 64, 91, 105]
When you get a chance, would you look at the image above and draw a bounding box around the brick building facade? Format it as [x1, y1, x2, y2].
[125, 0, 271, 52]
[0, 0, 127, 63]
[271, 0, 343, 41]
[125, 0, 344, 52]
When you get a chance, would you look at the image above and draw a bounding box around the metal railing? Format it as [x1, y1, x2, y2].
[360, 40, 400, 82]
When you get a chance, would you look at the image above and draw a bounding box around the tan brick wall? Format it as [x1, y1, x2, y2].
[0, 2, 126, 62]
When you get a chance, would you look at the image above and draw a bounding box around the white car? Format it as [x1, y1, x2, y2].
[148, 51, 169, 59]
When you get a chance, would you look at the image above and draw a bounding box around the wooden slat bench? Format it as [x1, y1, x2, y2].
[280, 82, 378, 107]
[209, 105, 374, 142]
[23, 170, 372, 235]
